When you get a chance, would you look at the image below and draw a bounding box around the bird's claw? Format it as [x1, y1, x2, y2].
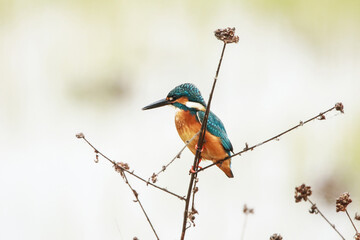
[195, 144, 204, 152]
[189, 165, 203, 174]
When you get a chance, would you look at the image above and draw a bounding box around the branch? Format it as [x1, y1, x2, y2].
[295, 184, 345, 240]
[149, 131, 200, 183]
[122, 173, 160, 240]
[181, 27, 238, 239]
[196, 102, 344, 173]
[76, 133, 186, 201]
[308, 199, 345, 240]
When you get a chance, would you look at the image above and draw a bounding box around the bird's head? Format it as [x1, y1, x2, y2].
[142, 83, 206, 112]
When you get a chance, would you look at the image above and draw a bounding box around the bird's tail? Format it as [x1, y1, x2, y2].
[215, 159, 234, 178]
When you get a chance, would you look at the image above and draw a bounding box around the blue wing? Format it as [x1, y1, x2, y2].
[196, 111, 233, 154]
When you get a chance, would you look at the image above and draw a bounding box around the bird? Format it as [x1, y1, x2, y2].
[142, 83, 234, 178]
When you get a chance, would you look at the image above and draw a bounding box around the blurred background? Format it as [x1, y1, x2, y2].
[1, 0, 359, 239]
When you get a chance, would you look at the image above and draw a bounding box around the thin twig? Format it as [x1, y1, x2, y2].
[180, 41, 227, 240]
[240, 215, 248, 240]
[345, 209, 359, 234]
[191, 178, 199, 213]
[241, 204, 254, 240]
[197, 103, 343, 173]
[122, 173, 160, 240]
[308, 198, 345, 240]
[77, 134, 186, 201]
[149, 131, 200, 183]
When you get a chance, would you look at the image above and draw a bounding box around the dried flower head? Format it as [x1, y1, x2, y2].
[118, 162, 130, 170]
[114, 162, 130, 177]
[355, 233, 360, 240]
[243, 204, 254, 215]
[76, 132, 85, 138]
[133, 237, 139, 240]
[335, 102, 344, 113]
[132, 189, 139, 200]
[309, 204, 319, 214]
[318, 114, 326, 120]
[270, 233, 283, 240]
[188, 208, 198, 227]
[336, 192, 352, 212]
[295, 184, 312, 203]
[214, 27, 239, 43]
[355, 212, 360, 221]
[151, 173, 157, 183]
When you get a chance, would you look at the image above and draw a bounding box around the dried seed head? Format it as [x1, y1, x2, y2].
[318, 114, 326, 120]
[295, 184, 312, 203]
[243, 204, 254, 215]
[114, 162, 130, 177]
[309, 204, 318, 214]
[132, 189, 138, 198]
[214, 27, 239, 43]
[355, 233, 360, 240]
[335, 102, 344, 113]
[355, 212, 360, 221]
[336, 192, 352, 212]
[76, 132, 85, 138]
[188, 208, 198, 226]
[270, 233, 283, 240]
[151, 173, 157, 183]
[133, 237, 139, 240]
[119, 162, 130, 170]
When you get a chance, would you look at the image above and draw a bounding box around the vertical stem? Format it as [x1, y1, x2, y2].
[346, 210, 359, 234]
[308, 199, 345, 240]
[240, 215, 248, 240]
[123, 174, 160, 240]
[180, 42, 227, 240]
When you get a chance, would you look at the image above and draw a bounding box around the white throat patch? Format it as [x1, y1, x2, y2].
[185, 101, 206, 111]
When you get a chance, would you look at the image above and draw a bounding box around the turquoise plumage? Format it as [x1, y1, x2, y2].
[196, 111, 233, 156]
[143, 83, 234, 178]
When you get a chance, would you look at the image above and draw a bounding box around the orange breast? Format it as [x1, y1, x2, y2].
[175, 110, 228, 161]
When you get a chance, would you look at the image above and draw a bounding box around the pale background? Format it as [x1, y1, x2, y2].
[1, 0, 359, 239]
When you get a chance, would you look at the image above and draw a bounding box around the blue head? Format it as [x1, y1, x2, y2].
[142, 83, 206, 113]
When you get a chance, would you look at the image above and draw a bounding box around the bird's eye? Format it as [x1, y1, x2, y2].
[168, 97, 174, 101]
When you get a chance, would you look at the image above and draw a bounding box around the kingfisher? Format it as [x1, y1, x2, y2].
[142, 83, 234, 178]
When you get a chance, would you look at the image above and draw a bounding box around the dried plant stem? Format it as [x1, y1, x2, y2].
[150, 131, 200, 181]
[197, 104, 341, 173]
[345, 209, 359, 234]
[180, 42, 227, 240]
[308, 199, 345, 240]
[79, 135, 185, 200]
[240, 215, 248, 240]
[191, 178, 198, 212]
[122, 173, 160, 240]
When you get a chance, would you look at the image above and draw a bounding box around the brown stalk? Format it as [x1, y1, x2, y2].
[196, 103, 344, 173]
[180, 42, 227, 240]
[77, 134, 186, 201]
[149, 131, 200, 183]
[122, 173, 160, 240]
[307, 198, 345, 240]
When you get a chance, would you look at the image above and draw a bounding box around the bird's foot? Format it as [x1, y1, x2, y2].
[189, 165, 203, 174]
[195, 144, 204, 152]
[189, 158, 202, 174]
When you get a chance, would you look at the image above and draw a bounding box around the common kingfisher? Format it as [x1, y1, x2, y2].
[142, 83, 234, 178]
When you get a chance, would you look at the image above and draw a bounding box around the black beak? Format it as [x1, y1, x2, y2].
[142, 98, 171, 110]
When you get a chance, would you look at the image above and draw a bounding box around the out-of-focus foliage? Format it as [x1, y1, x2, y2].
[249, 0, 360, 45]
